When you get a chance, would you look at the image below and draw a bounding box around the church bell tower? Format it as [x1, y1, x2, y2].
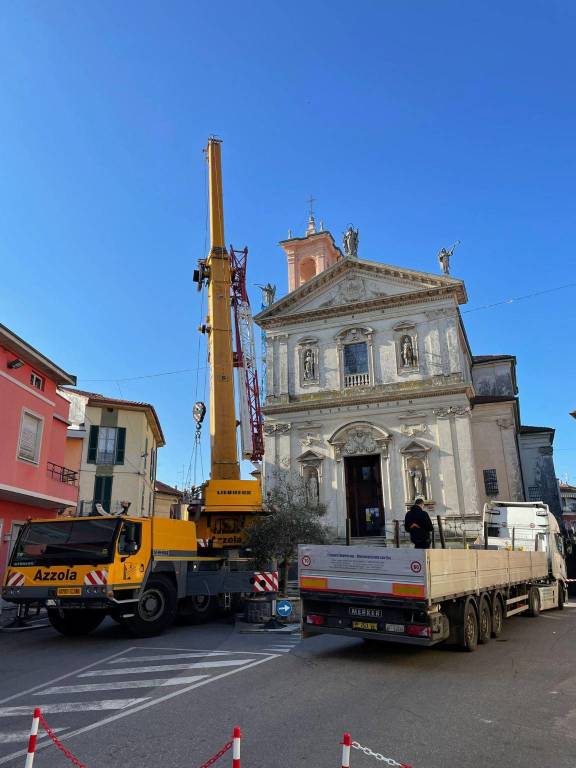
[280, 204, 342, 292]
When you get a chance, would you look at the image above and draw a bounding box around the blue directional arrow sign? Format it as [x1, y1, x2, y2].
[276, 599, 293, 617]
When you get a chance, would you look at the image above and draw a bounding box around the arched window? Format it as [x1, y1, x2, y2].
[299, 258, 316, 284]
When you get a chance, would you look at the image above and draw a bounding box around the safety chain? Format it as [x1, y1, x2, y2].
[351, 740, 413, 768]
[197, 740, 232, 768]
[39, 714, 88, 768]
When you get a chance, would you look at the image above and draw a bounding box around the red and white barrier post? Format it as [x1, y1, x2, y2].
[24, 708, 41, 768]
[341, 732, 352, 768]
[232, 727, 241, 768]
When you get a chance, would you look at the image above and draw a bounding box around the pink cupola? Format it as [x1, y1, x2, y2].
[280, 210, 342, 292]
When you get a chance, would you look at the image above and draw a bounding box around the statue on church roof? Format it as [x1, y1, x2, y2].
[343, 225, 359, 258]
[438, 240, 460, 275]
[258, 283, 276, 307]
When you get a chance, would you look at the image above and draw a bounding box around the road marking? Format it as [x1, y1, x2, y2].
[109, 652, 231, 664]
[0, 700, 149, 717]
[0, 729, 66, 744]
[261, 648, 292, 652]
[41, 677, 209, 694]
[79, 659, 256, 677]
[0, 647, 132, 706]
[0, 654, 277, 766]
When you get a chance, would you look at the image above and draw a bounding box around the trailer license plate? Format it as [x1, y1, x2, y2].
[57, 587, 82, 596]
[352, 621, 378, 631]
[385, 623, 405, 633]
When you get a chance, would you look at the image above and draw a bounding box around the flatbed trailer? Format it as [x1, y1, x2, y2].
[299, 504, 567, 651]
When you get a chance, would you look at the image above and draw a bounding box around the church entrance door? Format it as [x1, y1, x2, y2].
[344, 455, 384, 537]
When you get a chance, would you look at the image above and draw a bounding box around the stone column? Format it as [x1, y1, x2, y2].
[454, 410, 480, 515]
[446, 316, 461, 375]
[434, 411, 462, 517]
[278, 335, 289, 400]
[266, 334, 275, 398]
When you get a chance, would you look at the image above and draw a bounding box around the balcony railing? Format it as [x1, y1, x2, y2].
[47, 461, 78, 486]
[344, 372, 370, 388]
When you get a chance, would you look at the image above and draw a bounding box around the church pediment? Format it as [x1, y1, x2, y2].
[254, 258, 466, 328]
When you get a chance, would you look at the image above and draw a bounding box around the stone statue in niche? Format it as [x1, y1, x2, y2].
[303, 348, 315, 381]
[400, 335, 416, 367]
[343, 225, 359, 258]
[407, 459, 427, 500]
[304, 467, 320, 507]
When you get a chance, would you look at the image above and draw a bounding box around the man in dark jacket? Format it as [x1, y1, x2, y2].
[404, 498, 433, 549]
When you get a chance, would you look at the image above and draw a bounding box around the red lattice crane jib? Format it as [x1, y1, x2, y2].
[230, 246, 264, 463]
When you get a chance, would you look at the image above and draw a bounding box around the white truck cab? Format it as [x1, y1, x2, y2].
[484, 501, 567, 591]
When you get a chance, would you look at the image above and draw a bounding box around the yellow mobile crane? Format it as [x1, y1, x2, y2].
[2, 139, 275, 637]
[191, 138, 264, 550]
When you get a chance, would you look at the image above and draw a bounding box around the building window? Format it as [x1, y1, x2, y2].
[528, 486, 540, 502]
[150, 447, 156, 482]
[483, 468, 499, 496]
[30, 373, 45, 391]
[18, 411, 43, 464]
[87, 426, 126, 465]
[343, 342, 369, 387]
[93, 476, 113, 513]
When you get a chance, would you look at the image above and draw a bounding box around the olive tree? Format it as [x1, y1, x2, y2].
[246, 476, 328, 594]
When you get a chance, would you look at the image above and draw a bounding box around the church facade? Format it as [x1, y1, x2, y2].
[254, 217, 555, 539]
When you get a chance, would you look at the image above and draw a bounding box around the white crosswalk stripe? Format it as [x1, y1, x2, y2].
[0, 729, 66, 744]
[0, 699, 149, 717]
[0, 646, 278, 766]
[41, 676, 209, 694]
[109, 652, 230, 664]
[79, 659, 256, 677]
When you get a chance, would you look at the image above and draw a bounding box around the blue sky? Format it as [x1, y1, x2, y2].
[1, 1, 575, 488]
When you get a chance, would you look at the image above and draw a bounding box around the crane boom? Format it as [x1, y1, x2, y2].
[205, 138, 240, 481]
[192, 138, 263, 552]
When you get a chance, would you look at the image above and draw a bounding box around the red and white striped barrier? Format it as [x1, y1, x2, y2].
[251, 572, 278, 593]
[24, 708, 40, 768]
[341, 733, 351, 768]
[232, 727, 241, 768]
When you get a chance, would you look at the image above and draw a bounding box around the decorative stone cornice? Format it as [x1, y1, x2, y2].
[263, 382, 474, 416]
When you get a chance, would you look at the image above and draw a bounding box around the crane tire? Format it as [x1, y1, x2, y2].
[48, 609, 105, 636]
[123, 575, 177, 637]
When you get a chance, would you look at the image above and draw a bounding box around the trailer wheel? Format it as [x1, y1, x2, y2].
[177, 594, 217, 625]
[478, 596, 492, 644]
[527, 586, 541, 617]
[124, 575, 177, 637]
[462, 600, 478, 652]
[491, 595, 504, 638]
[47, 610, 105, 636]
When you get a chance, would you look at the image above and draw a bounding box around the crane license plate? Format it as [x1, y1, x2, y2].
[57, 587, 82, 596]
[352, 621, 378, 631]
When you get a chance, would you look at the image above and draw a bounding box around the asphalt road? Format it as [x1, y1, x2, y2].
[0, 605, 575, 768]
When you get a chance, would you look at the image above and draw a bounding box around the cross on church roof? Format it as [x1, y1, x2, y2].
[307, 194, 316, 217]
[305, 195, 317, 236]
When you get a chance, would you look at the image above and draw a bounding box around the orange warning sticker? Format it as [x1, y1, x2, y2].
[300, 577, 328, 590]
[392, 583, 425, 598]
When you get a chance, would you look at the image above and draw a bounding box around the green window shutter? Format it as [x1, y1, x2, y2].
[103, 477, 113, 511]
[93, 476, 103, 512]
[87, 426, 99, 463]
[115, 427, 126, 465]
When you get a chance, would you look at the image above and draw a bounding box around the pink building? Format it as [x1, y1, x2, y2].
[0, 323, 78, 580]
